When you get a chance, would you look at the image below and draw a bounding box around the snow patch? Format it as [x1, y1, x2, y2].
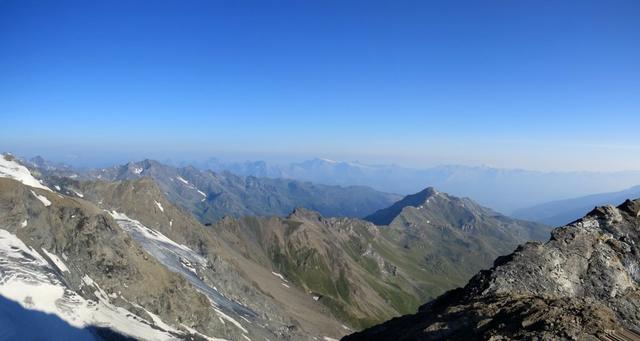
[30, 190, 51, 207]
[181, 324, 229, 341]
[214, 308, 248, 333]
[109, 211, 196, 255]
[71, 189, 84, 198]
[176, 176, 189, 184]
[41, 248, 70, 273]
[0, 229, 178, 340]
[110, 211, 260, 334]
[20, 220, 28, 228]
[271, 272, 288, 282]
[0, 156, 51, 191]
[154, 200, 164, 212]
[180, 258, 198, 275]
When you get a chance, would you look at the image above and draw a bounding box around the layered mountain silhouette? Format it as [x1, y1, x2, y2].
[514, 184, 640, 226]
[178, 157, 640, 214]
[84, 159, 401, 223]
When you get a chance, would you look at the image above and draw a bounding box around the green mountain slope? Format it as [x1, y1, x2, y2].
[212, 188, 551, 329]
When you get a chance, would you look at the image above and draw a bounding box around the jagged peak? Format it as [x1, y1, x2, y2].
[414, 186, 440, 199]
[364, 186, 444, 225]
[619, 199, 640, 217]
[2, 153, 15, 161]
[288, 207, 323, 220]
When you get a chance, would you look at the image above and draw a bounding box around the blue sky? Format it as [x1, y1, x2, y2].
[1, 1, 639, 170]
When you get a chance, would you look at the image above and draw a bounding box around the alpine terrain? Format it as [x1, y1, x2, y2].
[346, 199, 640, 340]
[0, 153, 551, 340]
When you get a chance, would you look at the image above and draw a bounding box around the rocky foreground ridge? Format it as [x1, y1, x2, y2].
[345, 199, 640, 340]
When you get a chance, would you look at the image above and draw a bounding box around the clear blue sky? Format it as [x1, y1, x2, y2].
[1, 1, 639, 170]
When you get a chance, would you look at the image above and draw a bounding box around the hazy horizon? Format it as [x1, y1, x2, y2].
[8, 149, 640, 175]
[2, 1, 639, 172]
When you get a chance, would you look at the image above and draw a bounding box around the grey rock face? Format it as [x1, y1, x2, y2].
[345, 199, 640, 340]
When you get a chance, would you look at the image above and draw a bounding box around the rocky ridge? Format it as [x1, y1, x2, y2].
[345, 199, 640, 340]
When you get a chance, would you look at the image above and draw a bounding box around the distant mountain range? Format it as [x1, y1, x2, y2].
[513, 185, 640, 226]
[37, 158, 401, 223]
[171, 157, 640, 214]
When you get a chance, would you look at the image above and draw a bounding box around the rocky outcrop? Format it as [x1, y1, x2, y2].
[345, 199, 640, 340]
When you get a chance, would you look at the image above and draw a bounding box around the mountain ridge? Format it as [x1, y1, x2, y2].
[364, 187, 440, 225]
[345, 198, 640, 340]
[83, 158, 401, 223]
[210, 187, 551, 329]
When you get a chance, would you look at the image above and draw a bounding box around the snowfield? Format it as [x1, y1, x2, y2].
[0, 156, 51, 191]
[30, 190, 52, 207]
[155, 200, 165, 212]
[0, 229, 179, 340]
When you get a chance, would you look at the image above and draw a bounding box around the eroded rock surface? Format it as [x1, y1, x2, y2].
[345, 199, 640, 340]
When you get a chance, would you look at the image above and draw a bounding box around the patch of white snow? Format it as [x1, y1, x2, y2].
[0, 156, 51, 191]
[154, 200, 164, 212]
[214, 308, 247, 333]
[30, 190, 51, 207]
[271, 272, 288, 282]
[41, 248, 70, 272]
